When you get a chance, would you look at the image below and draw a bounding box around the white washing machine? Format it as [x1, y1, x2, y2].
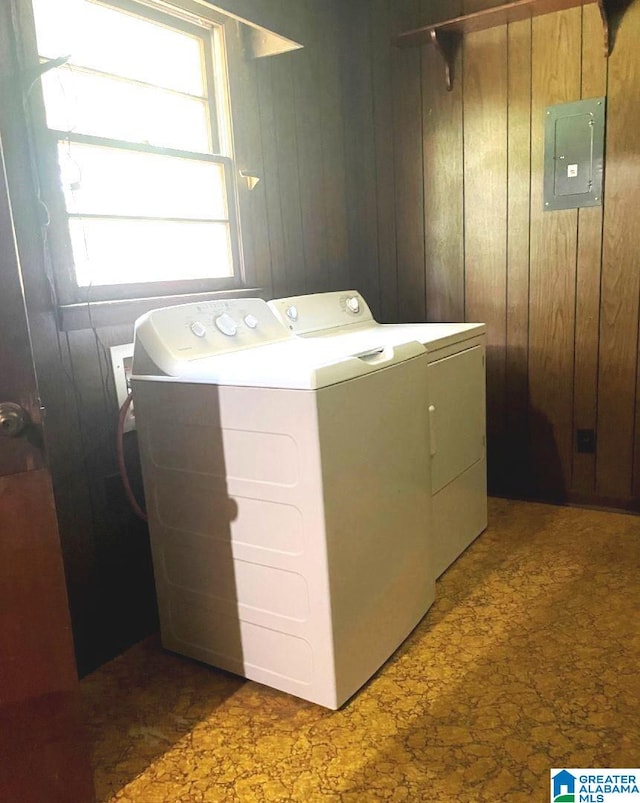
[131, 298, 435, 709]
[268, 291, 487, 578]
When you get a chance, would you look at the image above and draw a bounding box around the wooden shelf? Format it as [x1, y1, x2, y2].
[395, 0, 633, 90]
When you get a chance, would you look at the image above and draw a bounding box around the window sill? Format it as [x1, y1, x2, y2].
[58, 287, 263, 331]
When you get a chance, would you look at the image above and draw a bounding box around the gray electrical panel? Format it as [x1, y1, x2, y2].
[544, 97, 605, 211]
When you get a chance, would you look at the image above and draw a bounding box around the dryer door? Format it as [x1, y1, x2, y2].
[428, 344, 486, 495]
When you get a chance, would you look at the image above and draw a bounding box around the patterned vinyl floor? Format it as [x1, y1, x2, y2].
[81, 498, 640, 802]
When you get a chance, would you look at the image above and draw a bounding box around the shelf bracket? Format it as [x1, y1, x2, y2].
[597, 0, 633, 56]
[429, 29, 461, 92]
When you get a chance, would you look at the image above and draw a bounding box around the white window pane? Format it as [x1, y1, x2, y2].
[58, 142, 228, 220]
[32, 0, 205, 96]
[69, 219, 233, 285]
[31, 0, 87, 59]
[42, 68, 211, 152]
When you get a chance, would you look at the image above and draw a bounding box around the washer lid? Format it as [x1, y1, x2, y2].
[136, 337, 424, 389]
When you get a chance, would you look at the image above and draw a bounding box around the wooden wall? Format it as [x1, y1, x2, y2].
[6, 0, 351, 674]
[344, 0, 640, 510]
[227, 0, 350, 299]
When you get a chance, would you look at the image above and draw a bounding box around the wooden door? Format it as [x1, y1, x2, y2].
[0, 130, 94, 801]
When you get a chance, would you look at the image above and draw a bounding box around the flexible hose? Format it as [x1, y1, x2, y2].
[117, 393, 147, 522]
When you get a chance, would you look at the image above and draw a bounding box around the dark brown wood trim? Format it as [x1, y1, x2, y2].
[493, 491, 640, 515]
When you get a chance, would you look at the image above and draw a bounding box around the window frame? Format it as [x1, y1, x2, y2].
[29, 0, 245, 305]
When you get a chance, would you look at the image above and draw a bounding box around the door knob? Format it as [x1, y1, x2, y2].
[0, 402, 30, 438]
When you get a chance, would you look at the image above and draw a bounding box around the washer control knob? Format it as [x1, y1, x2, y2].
[244, 314, 258, 329]
[190, 321, 207, 338]
[346, 296, 360, 314]
[215, 313, 238, 336]
[286, 305, 299, 322]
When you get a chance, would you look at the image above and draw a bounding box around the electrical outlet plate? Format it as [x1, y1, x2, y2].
[576, 428, 596, 454]
[110, 343, 135, 432]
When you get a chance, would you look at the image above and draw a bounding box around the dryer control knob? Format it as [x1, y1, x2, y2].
[286, 305, 299, 322]
[244, 314, 258, 329]
[346, 296, 360, 314]
[190, 321, 207, 338]
[215, 313, 238, 336]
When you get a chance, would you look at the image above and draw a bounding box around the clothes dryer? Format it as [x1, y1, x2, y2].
[132, 298, 434, 709]
[268, 291, 487, 577]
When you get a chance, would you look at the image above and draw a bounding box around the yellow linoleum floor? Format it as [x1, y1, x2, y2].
[81, 498, 640, 802]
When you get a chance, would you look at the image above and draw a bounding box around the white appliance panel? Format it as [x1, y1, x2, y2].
[428, 344, 486, 495]
[432, 457, 488, 578]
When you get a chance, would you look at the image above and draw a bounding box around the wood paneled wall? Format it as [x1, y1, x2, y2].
[6, 0, 351, 674]
[227, 1, 350, 298]
[344, 0, 640, 510]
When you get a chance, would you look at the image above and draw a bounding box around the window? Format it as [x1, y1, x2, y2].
[30, 0, 241, 302]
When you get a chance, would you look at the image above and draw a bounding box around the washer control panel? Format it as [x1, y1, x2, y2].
[268, 291, 374, 335]
[134, 298, 292, 371]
